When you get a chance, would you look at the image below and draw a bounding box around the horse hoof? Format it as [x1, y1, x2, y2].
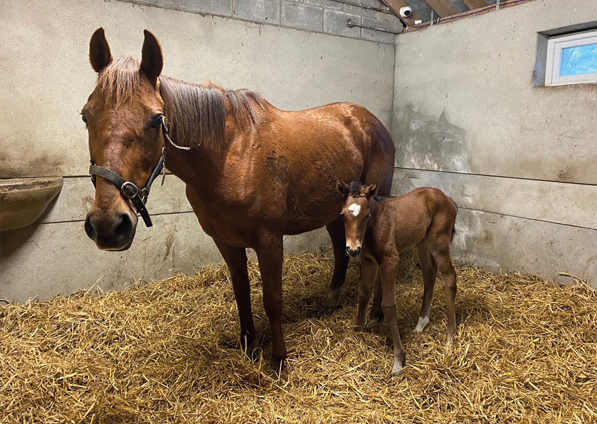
[326, 289, 341, 309]
[272, 358, 287, 377]
[391, 366, 403, 376]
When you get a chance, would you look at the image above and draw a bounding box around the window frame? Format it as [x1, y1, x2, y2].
[545, 30, 597, 87]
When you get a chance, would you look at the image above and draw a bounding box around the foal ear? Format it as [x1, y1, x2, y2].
[140, 29, 163, 85]
[89, 27, 113, 73]
[364, 184, 378, 198]
[337, 181, 351, 197]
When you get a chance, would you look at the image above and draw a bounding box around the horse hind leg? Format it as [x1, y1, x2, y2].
[325, 217, 350, 308]
[414, 242, 437, 333]
[428, 236, 457, 340]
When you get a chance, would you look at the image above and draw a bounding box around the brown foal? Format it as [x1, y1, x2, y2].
[339, 182, 458, 375]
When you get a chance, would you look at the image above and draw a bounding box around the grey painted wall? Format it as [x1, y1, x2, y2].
[0, 0, 396, 302]
[392, 0, 597, 286]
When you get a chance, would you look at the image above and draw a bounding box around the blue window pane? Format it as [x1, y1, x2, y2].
[560, 42, 597, 76]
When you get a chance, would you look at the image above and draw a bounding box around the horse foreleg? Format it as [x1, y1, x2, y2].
[255, 233, 287, 373]
[380, 255, 405, 376]
[355, 256, 377, 329]
[214, 240, 256, 350]
[326, 217, 349, 307]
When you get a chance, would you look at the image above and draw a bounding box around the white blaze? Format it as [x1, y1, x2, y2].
[347, 203, 361, 217]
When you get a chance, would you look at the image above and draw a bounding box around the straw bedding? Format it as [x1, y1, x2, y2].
[1, 248, 596, 423]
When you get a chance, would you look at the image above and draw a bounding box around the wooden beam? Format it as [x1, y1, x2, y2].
[424, 0, 458, 17]
[462, 0, 489, 10]
[383, 0, 421, 22]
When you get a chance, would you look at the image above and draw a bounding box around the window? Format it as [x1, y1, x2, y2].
[545, 30, 597, 86]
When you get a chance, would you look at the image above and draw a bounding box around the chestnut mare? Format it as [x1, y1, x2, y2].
[82, 28, 395, 369]
[339, 182, 457, 375]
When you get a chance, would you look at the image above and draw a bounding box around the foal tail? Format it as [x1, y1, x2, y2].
[449, 197, 458, 242]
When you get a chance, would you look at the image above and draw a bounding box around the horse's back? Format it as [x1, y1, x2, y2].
[267, 101, 395, 192]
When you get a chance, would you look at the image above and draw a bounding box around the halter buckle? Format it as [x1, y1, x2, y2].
[121, 181, 140, 199]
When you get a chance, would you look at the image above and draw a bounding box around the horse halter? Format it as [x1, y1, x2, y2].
[89, 114, 189, 228]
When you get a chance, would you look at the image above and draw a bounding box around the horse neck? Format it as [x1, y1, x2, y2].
[367, 197, 383, 233]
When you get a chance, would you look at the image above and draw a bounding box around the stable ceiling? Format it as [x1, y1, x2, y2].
[383, 0, 532, 30]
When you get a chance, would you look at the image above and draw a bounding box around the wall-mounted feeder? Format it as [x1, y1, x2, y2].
[0, 177, 63, 232]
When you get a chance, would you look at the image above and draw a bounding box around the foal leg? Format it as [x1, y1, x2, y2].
[325, 217, 350, 307]
[255, 233, 287, 372]
[430, 242, 457, 339]
[380, 255, 405, 376]
[368, 272, 384, 322]
[355, 256, 378, 328]
[414, 243, 438, 333]
[214, 240, 256, 349]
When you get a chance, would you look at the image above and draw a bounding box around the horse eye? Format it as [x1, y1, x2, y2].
[81, 114, 88, 124]
[151, 114, 163, 129]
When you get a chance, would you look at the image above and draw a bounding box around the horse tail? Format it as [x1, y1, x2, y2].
[449, 197, 458, 242]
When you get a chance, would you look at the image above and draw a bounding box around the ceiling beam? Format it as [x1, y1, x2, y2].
[382, 0, 421, 21]
[462, 0, 489, 10]
[424, 0, 458, 17]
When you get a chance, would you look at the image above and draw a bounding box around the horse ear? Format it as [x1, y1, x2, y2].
[338, 181, 351, 197]
[140, 29, 163, 85]
[364, 184, 378, 198]
[89, 27, 113, 73]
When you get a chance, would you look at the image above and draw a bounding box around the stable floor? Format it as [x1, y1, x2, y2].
[1, 249, 596, 423]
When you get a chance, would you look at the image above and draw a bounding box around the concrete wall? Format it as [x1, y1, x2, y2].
[392, 0, 597, 286]
[0, 0, 396, 302]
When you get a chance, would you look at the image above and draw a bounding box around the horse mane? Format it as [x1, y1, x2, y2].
[95, 56, 264, 150]
[159, 77, 264, 150]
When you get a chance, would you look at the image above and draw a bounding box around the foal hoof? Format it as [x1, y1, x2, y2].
[369, 309, 384, 322]
[414, 316, 430, 333]
[391, 365, 403, 376]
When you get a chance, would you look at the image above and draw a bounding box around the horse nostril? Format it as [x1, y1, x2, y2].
[346, 246, 351, 255]
[356, 246, 361, 255]
[114, 213, 133, 238]
[85, 215, 97, 240]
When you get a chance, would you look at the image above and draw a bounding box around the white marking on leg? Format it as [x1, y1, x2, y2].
[414, 316, 429, 333]
[347, 203, 361, 217]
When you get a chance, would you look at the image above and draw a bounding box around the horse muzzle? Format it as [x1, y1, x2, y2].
[346, 245, 362, 257]
[85, 208, 137, 251]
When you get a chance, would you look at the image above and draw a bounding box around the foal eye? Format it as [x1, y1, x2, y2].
[81, 114, 88, 124]
[150, 114, 163, 129]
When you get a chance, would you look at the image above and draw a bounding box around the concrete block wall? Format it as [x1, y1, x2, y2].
[117, 0, 403, 44]
[392, 0, 597, 287]
[0, 0, 396, 302]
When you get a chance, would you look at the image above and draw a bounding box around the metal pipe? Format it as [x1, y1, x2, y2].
[346, 18, 402, 34]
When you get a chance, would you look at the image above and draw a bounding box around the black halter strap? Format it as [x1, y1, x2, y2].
[89, 115, 189, 228]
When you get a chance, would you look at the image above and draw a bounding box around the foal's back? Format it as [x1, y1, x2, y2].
[373, 187, 456, 253]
